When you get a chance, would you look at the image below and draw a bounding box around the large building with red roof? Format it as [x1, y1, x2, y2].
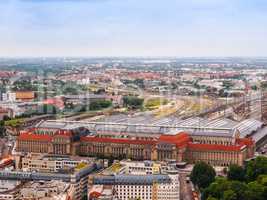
[16, 126, 255, 166]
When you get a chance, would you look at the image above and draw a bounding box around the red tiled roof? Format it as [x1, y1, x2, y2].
[81, 136, 156, 145]
[54, 130, 73, 137]
[43, 98, 65, 109]
[159, 133, 191, 147]
[89, 191, 102, 199]
[0, 71, 15, 78]
[188, 143, 243, 152]
[18, 133, 52, 142]
[236, 138, 254, 146]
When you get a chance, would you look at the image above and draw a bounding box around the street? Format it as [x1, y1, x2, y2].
[179, 172, 193, 200]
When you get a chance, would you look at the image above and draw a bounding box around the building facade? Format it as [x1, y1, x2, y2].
[20, 153, 95, 173]
[90, 174, 180, 200]
[16, 126, 255, 166]
[0, 163, 100, 200]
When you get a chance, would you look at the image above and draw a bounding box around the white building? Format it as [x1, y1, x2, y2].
[21, 153, 94, 173]
[2, 92, 16, 102]
[89, 160, 180, 200]
[119, 160, 163, 175]
[92, 173, 180, 200]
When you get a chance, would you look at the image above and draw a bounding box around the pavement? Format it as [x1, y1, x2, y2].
[179, 172, 193, 200]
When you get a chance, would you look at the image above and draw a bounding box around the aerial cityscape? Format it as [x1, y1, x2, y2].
[1, 0, 267, 200]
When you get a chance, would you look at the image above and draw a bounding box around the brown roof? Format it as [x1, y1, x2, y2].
[15, 91, 35, 99]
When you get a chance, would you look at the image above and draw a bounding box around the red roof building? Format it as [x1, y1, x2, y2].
[18, 132, 52, 142]
[43, 97, 65, 110]
[158, 133, 191, 148]
[16, 128, 255, 166]
[81, 136, 157, 145]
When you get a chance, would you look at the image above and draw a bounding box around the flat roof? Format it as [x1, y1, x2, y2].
[93, 174, 171, 185]
[35, 121, 83, 130]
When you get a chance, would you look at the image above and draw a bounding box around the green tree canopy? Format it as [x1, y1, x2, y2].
[201, 157, 267, 200]
[190, 161, 216, 189]
[229, 181, 249, 200]
[246, 181, 266, 200]
[227, 164, 245, 181]
[12, 79, 37, 91]
[123, 96, 144, 109]
[246, 157, 267, 181]
[223, 190, 237, 200]
[89, 100, 112, 111]
[207, 197, 218, 200]
[0, 120, 5, 136]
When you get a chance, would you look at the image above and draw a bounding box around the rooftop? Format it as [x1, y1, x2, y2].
[21, 180, 71, 199]
[0, 180, 21, 193]
[81, 136, 156, 145]
[24, 153, 95, 163]
[188, 143, 244, 152]
[93, 174, 171, 185]
[35, 120, 83, 130]
[159, 132, 191, 147]
[18, 132, 52, 142]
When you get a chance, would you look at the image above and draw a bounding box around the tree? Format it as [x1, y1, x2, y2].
[251, 85, 258, 91]
[229, 181, 248, 200]
[134, 79, 145, 89]
[246, 181, 265, 200]
[260, 81, 267, 89]
[89, 100, 112, 111]
[12, 79, 37, 91]
[62, 87, 79, 95]
[257, 175, 267, 186]
[223, 190, 237, 200]
[202, 178, 249, 200]
[219, 89, 228, 97]
[207, 197, 218, 200]
[227, 164, 245, 181]
[2, 115, 11, 121]
[246, 156, 267, 181]
[123, 96, 144, 109]
[201, 157, 267, 200]
[190, 161, 216, 189]
[257, 175, 267, 200]
[35, 104, 60, 115]
[0, 120, 5, 137]
[223, 80, 234, 90]
[202, 178, 228, 200]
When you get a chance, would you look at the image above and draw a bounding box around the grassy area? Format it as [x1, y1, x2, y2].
[154, 104, 178, 118]
[145, 98, 168, 110]
[87, 84, 102, 92]
[4, 119, 24, 127]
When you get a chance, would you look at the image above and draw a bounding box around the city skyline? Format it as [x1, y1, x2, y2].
[1, 0, 267, 57]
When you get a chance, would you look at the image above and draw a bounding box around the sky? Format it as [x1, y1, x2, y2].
[0, 0, 267, 57]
